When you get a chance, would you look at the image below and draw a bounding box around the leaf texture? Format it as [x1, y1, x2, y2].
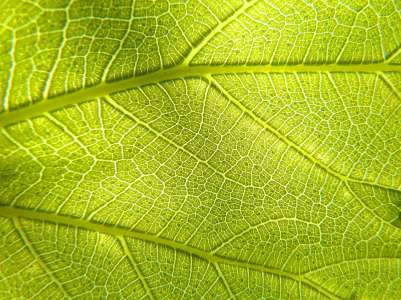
[0, 0, 401, 299]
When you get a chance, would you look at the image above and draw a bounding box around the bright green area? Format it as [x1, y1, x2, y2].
[0, 0, 401, 299]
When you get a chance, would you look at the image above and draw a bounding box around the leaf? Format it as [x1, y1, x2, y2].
[0, 0, 400, 299]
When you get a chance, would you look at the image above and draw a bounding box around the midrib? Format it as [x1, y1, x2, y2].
[1, 63, 400, 127]
[0, 205, 342, 300]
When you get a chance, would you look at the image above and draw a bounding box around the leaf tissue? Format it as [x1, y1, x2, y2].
[0, 0, 400, 299]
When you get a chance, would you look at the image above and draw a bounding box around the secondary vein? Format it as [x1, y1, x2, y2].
[0, 205, 342, 300]
[1, 63, 400, 127]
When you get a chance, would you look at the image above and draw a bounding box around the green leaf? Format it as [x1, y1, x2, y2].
[1, 0, 401, 299]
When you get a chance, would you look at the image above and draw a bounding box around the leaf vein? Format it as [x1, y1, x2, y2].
[0, 206, 343, 300]
[12, 218, 72, 299]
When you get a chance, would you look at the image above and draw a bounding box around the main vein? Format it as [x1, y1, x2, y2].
[0, 205, 342, 300]
[0, 63, 400, 127]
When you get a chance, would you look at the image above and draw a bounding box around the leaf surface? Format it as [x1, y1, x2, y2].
[0, 0, 401, 299]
